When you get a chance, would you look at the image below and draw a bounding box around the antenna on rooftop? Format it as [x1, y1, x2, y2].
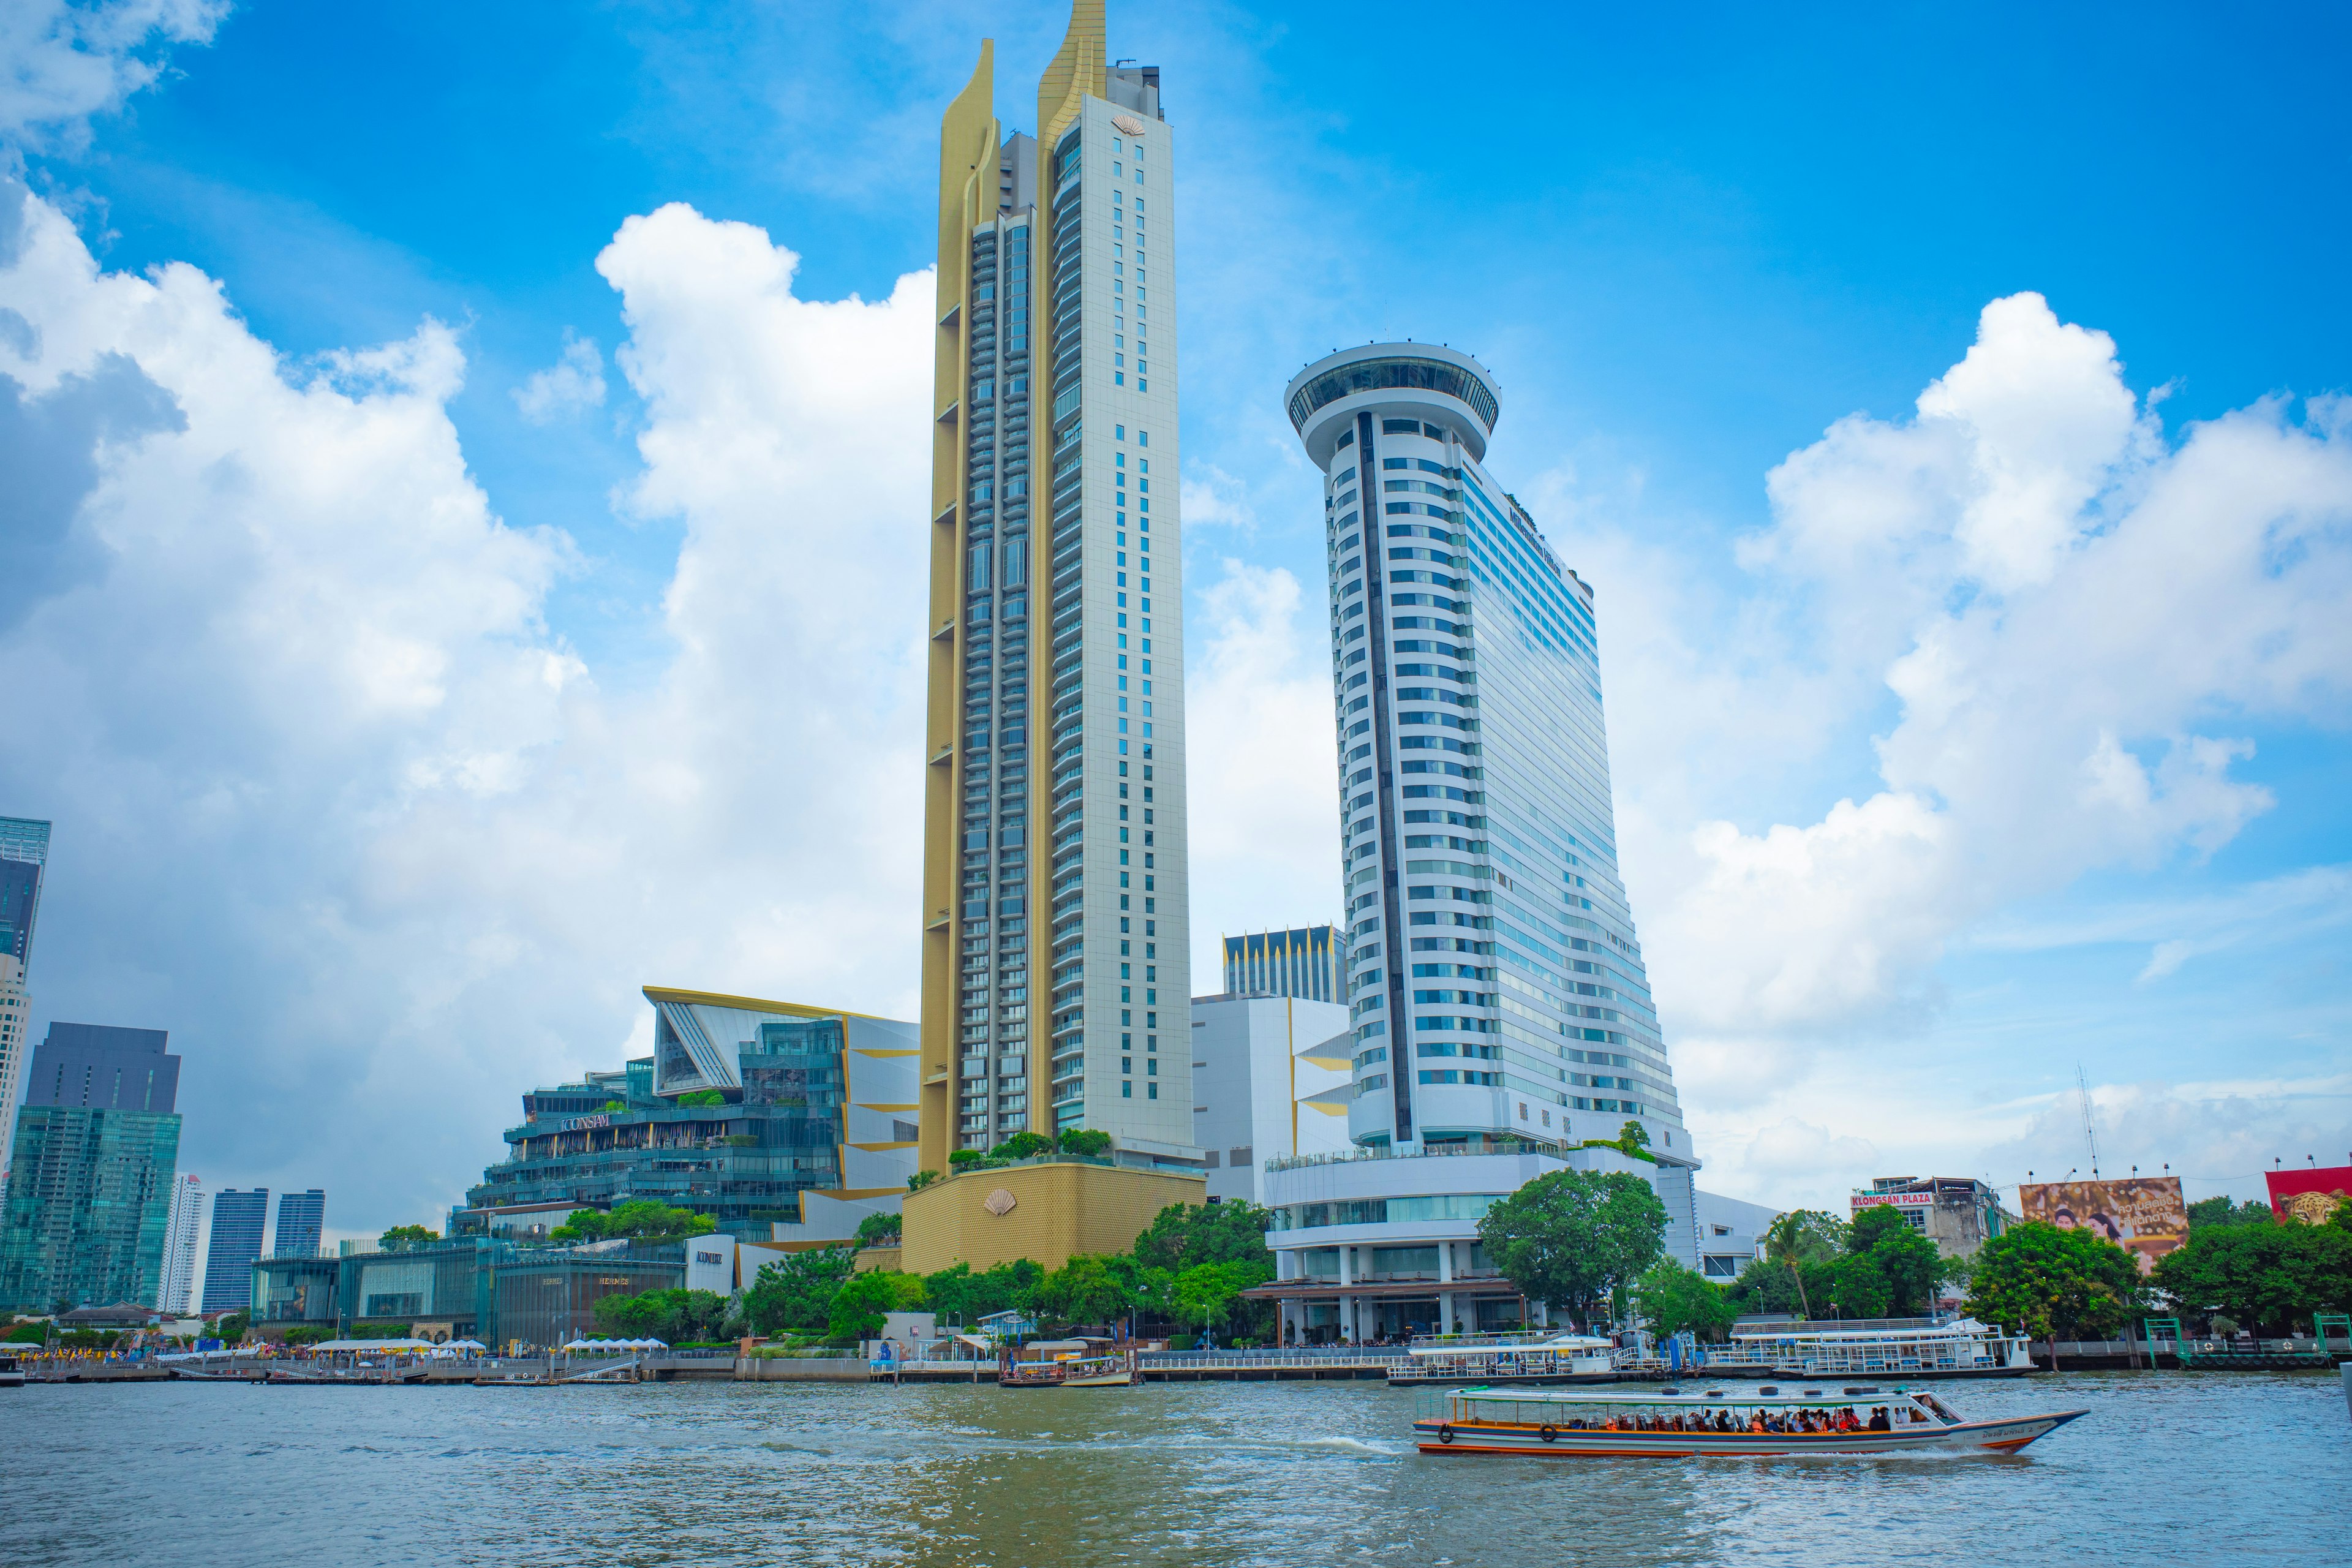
[2076, 1064, 2101, 1176]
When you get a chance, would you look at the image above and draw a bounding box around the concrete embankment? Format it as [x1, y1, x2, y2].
[734, 1356, 870, 1382]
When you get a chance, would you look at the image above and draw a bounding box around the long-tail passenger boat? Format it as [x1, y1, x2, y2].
[1412, 1383, 2086, 1457]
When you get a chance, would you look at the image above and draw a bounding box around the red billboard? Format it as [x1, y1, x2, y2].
[2264, 1166, 2352, 1224]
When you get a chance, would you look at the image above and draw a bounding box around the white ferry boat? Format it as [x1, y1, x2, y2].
[1413, 1384, 2086, 1458]
[1387, 1330, 1619, 1386]
[1723, 1316, 2034, 1379]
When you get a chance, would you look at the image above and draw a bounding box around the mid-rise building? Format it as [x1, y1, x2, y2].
[273, 1189, 326, 1258]
[918, 4, 1197, 1175]
[251, 1234, 690, 1350]
[1852, 1175, 2013, 1257]
[200, 1188, 269, 1312]
[1189, 992, 1352, 1204]
[159, 1172, 204, 1313]
[1221, 925, 1346, 1004]
[458, 987, 918, 1245]
[0, 1022, 182, 1312]
[1251, 344, 1714, 1340]
[0, 816, 51, 1177]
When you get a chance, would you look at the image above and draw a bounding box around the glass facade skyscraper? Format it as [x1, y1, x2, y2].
[919, 3, 1196, 1169]
[0, 817, 51, 1179]
[0, 1022, 183, 1312]
[1283, 345, 1694, 1162]
[273, 1189, 326, 1258]
[200, 1188, 269, 1312]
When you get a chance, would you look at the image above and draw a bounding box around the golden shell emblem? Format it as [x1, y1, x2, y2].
[984, 1188, 1018, 1217]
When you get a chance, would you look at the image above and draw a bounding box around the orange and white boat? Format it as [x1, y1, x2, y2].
[1413, 1383, 2086, 1457]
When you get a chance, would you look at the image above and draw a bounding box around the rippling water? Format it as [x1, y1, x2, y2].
[11, 1371, 2348, 1565]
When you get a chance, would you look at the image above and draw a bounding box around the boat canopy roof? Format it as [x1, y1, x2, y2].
[1409, 1333, 1610, 1357]
[1728, 1317, 1993, 1343]
[1445, 1385, 1937, 1408]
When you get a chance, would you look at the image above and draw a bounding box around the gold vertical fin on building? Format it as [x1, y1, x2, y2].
[921, 41, 999, 1180]
[1027, 0, 1106, 1134]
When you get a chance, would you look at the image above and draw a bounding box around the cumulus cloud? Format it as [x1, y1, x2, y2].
[1183, 558, 1344, 972]
[1633, 294, 2352, 1091]
[0, 0, 226, 147]
[0, 183, 935, 1221]
[511, 329, 606, 423]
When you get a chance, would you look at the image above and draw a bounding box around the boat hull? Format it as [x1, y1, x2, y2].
[1061, 1371, 1133, 1387]
[1413, 1410, 2086, 1457]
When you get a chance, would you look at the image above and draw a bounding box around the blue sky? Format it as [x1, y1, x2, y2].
[3, 1, 2348, 1245]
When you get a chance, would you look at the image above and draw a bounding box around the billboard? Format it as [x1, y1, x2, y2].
[2018, 1177, 2187, 1275]
[2264, 1166, 2352, 1224]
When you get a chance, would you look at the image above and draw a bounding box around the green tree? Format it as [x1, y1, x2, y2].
[1131, 1200, 1275, 1273]
[1170, 1259, 1271, 1335]
[1847, 1207, 1947, 1314]
[907, 1170, 940, 1192]
[2150, 1221, 2352, 1335]
[1826, 1253, 1892, 1317]
[675, 1089, 728, 1108]
[592, 1287, 729, 1342]
[549, 1199, 715, 1245]
[1613, 1120, 1654, 1161]
[741, 1247, 858, 1336]
[1964, 1221, 2146, 1357]
[922, 1259, 1044, 1324]
[216, 1311, 250, 1343]
[377, 1224, 437, 1251]
[1476, 1169, 1668, 1325]
[1632, 1261, 1736, 1343]
[281, 1324, 334, 1348]
[855, 1211, 903, 1248]
[827, 1270, 897, 1346]
[1030, 1254, 1146, 1329]
[990, 1131, 1053, 1161]
[1058, 1128, 1113, 1157]
[2187, 1195, 2277, 1231]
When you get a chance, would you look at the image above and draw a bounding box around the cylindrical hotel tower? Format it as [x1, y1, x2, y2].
[1283, 345, 1695, 1167]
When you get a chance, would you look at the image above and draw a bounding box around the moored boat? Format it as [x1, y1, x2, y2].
[1412, 1383, 2086, 1457]
[1058, 1354, 1134, 1387]
[1387, 1330, 1618, 1386]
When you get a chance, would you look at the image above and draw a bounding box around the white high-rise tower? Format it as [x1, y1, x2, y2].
[159, 1173, 203, 1314]
[918, 2, 1196, 1174]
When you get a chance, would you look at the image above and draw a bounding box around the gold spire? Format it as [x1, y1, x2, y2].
[1036, 0, 1106, 156]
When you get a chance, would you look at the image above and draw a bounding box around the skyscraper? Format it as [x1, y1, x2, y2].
[918, 4, 1194, 1172]
[0, 817, 51, 1178]
[273, 1189, 326, 1258]
[0, 1023, 183, 1312]
[200, 1188, 269, 1313]
[159, 1173, 204, 1314]
[1282, 345, 1694, 1163]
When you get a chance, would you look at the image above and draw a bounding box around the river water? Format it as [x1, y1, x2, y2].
[10, 1371, 2346, 1566]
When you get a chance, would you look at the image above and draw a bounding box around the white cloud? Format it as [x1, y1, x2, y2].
[0, 186, 935, 1222]
[1623, 294, 2352, 1089]
[1182, 557, 1344, 978]
[0, 0, 226, 147]
[511, 329, 606, 424]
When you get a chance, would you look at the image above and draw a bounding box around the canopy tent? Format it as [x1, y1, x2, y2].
[561, 1337, 668, 1351]
[310, 1338, 439, 1352]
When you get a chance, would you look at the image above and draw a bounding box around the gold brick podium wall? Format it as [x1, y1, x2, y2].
[900, 1160, 1205, 1274]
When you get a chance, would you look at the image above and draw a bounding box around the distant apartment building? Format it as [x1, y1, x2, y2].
[1852, 1175, 2013, 1257]
[1221, 925, 1345, 1005]
[456, 987, 918, 1248]
[273, 1189, 326, 1258]
[0, 817, 52, 1176]
[201, 1188, 270, 1312]
[1188, 991, 1353, 1204]
[158, 1173, 205, 1314]
[0, 1022, 183, 1312]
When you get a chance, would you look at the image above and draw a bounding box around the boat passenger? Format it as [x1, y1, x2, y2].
[1747, 1412, 1768, 1433]
[1868, 1408, 1890, 1431]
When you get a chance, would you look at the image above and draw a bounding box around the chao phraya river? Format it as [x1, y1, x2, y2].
[11, 1371, 2347, 1565]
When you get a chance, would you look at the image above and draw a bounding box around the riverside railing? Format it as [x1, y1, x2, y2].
[1138, 1348, 1411, 1371]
